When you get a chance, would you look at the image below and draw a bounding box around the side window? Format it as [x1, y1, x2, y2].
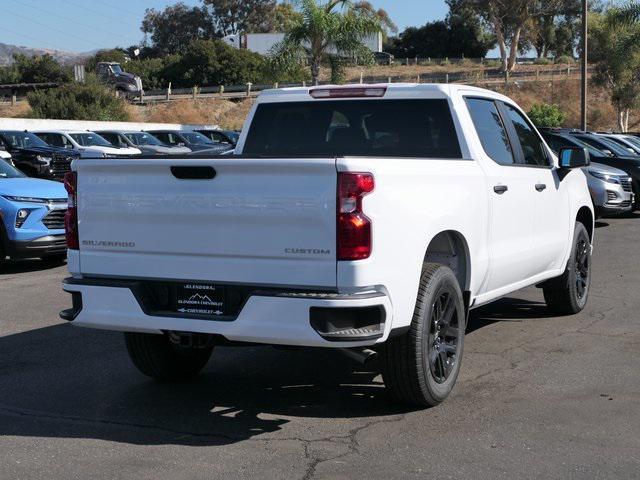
[155, 133, 169, 144]
[466, 98, 514, 165]
[542, 134, 572, 154]
[100, 133, 116, 145]
[209, 132, 224, 143]
[503, 104, 550, 167]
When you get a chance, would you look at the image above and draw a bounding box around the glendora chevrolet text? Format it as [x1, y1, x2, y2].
[60, 84, 594, 407]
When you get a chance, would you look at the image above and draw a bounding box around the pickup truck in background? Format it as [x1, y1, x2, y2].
[96, 62, 143, 98]
[61, 84, 594, 407]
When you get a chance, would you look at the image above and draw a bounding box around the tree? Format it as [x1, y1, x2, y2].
[271, 0, 383, 85]
[27, 75, 130, 121]
[525, 0, 580, 59]
[273, 2, 303, 31]
[169, 39, 266, 87]
[590, 8, 640, 132]
[386, 2, 494, 59]
[6, 54, 72, 84]
[446, 0, 496, 57]
[527, 103, 567, 127]
[461, 0, 566, 72]
[141, 2, 216, 56]
[202, 0, 278, 35]
[352, 1, 398, 37]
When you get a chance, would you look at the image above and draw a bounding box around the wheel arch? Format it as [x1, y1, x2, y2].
[576, 205, 594, 241]
[423, 230, 471, 292]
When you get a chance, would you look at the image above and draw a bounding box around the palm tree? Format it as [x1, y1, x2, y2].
[271, 0, 383, 85]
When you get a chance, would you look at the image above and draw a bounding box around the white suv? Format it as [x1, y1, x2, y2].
[34, 131, 141, 158]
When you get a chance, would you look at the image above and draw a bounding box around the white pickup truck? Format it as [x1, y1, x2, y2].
[61, 84, 594, 407]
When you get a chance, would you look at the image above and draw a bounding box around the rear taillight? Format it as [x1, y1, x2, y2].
[64, 171, 79, 250]
[337, 172, 374, 261]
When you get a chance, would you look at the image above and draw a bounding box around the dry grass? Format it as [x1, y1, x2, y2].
[133, 98, 254, 129]
[0, 101, 31, 118]
[2, 78, 635, 133]
[496, 79, 638, 131]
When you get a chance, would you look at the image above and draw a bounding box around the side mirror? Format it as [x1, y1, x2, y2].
[177, 142, 186, 147]
[558, 147, 590, 169]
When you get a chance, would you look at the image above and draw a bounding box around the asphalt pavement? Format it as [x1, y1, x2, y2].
[0, 213, 639, 480]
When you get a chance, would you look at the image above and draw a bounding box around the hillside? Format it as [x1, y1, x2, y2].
[0, 42, 90, 66]
[1, 79, 635, 133]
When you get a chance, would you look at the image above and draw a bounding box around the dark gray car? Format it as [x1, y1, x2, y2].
[146, 130, 232, 154]
[96, 131, 192, 155]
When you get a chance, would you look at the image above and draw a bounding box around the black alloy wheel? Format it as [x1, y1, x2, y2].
[427, 288, 460, 384]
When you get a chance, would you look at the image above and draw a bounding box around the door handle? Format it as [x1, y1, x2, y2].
[535, 183, 547, 192]
[170, 166, 216, 180]
[493, 185, 508, 195]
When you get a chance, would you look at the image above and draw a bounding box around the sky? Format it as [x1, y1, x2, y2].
[0, 0, 450, 53]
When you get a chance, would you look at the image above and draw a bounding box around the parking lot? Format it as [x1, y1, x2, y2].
[0, 213, 638, 479]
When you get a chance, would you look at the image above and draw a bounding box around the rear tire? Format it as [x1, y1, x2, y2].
[382, 263, 466, 407]
[124, 332, 213, 381]
[543, 222, 591, 315]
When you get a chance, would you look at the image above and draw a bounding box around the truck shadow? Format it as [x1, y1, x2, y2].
[0, 294, 550, 446]
[0, 258, 66, 275]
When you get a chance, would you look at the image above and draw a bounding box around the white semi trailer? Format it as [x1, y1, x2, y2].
[222, 32, 383, 56]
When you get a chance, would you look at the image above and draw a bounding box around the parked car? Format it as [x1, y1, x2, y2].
[193, 129, 239, 147]
[0, 160, 67, 264]
[146, 130, 231, 153]
[61, 84, 594, 408]
[119, 131, 192, 155]
[548, 130, 640, 210]
[597, 133, 640, 156]
[374, 51, 394, 65]
[0, 130, 78, 181]
[541, 130, 634, 216]
[0, 147, 13, 165]
[570, 131, 639, 158]
[96, 62, 143, 97]
[95, 130, 188, 156]
[34, 131, 141, 158]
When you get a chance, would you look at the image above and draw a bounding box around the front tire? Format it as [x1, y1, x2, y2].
[382, 264, 466, 407]
[543, 222, 591, 315]
[124, 332, 213, 381]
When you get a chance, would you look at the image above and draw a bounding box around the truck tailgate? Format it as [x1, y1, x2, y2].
[76, 158, 337, 287]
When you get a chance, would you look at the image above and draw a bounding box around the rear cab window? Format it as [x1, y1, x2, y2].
[243, 99, 462, 158]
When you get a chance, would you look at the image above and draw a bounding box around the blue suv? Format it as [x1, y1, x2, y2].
[0, 160, 67, 263]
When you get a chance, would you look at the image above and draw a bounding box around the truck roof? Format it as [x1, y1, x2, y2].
[257, 83, 513, 104]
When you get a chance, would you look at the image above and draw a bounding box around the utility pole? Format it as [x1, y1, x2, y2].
[581, 0, 588, 131]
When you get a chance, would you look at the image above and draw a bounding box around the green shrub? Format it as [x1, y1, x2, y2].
[527, 103, 566, 128]
[27, 75, 130, 121]
[554, 55, 575, 65]
[534, 57, 553, 65]
[483, 59, 502, 68]
[125, 57, 176, 90]
[0, 54, 72, 84]
[161, 39, 266, 88]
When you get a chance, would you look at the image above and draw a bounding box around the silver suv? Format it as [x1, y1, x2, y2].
[586, 162, 634, 216]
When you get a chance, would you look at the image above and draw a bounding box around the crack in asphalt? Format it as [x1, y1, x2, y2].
[297, 416, 406, 480]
